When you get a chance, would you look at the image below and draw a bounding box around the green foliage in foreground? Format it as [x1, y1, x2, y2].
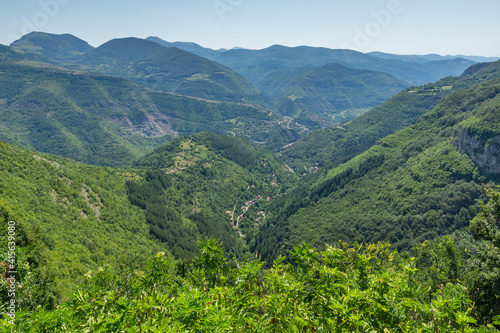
[1, 165, 499, 332]
[2, 238, 492, 332]
[467, 186, 500, 323]
[0, 203, 60, 312]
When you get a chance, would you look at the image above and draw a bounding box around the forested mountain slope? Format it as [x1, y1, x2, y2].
[10, 31, 94, 62]
[2, 109, 500, 331]
[212, 44, 475, 86]
[254, 76, 500, 261]
[146, 36, 226, 61]
[257, 63, 406, 126]
[0, 141, 163, 294]
[128, 132, 298, 258]
[146, 39, 480, 88]
[0, 47, 296, 167]
[11, 33, 476, 135]
[0, 55, 168, 166]
[0, 44, 49, 62]
[1, 41, 500, 330]
[0, 132, 296, 289]
[11, 33, 268, 105]
[147, 38, 407, 124]
[144, 38, 476, 127]
[78, 38, 268, 104]
[282, 60, 500, 172]
[368, 51, 499, 64]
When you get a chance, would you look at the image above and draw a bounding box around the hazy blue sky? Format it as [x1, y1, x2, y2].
[1, 0, 499, 56]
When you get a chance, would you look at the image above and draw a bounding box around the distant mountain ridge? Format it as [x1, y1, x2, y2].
[79, 37, 267, 104]
[11, 32, 480, 127]
[10, 33, 269, 105]
[144, 37, 477, 122]
[368, 51, 499, 64]
[259, 63, 407, 125]
[146, 36, 227, 60]
[202, 44, 475, 86]
[217, 45, 412, 81]
[10, 31, 94, 62]
[149, 37, 498, 65]
[0, 46, 301, 167]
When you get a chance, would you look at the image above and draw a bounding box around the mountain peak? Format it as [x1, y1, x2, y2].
[146, 36, 226, 60]
[96, 37, 168, 55]
[10, 31, 94, 61]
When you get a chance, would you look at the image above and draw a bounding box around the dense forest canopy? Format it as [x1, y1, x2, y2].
[1, 33, 500, 331]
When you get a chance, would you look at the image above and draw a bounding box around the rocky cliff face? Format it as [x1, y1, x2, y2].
[454, 129, 500, 176]
[110, 112, 177, 138]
